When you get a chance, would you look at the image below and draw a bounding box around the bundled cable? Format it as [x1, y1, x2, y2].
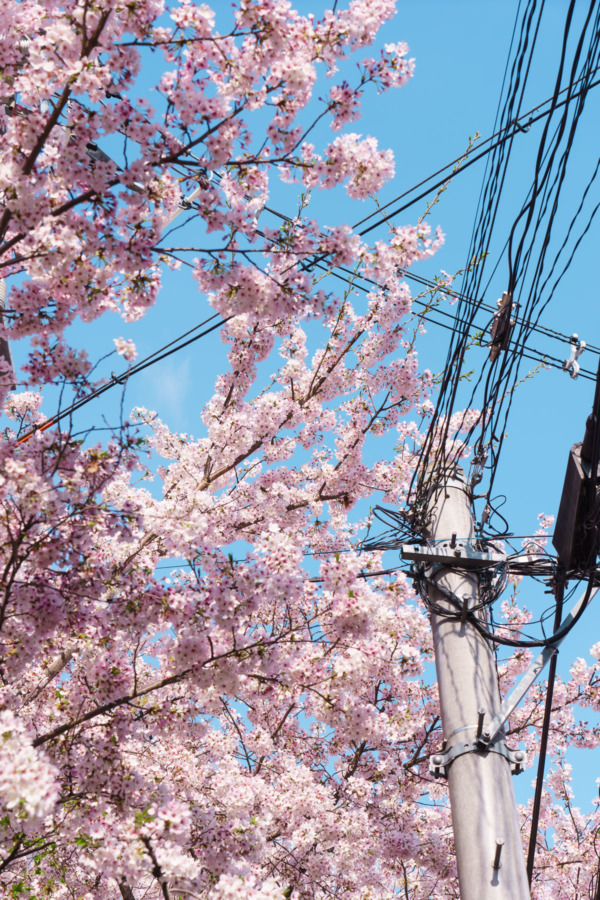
[409, 0, 600, 533]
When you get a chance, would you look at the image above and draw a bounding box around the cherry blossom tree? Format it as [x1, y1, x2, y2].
[1, 2, 600, 899]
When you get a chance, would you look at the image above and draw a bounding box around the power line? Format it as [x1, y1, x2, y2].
[201, 183, 600, 365]
[354, 69, 600, 236]
[409, 0, 600, 519]
[526, 576, 565, 884]
[326, 258, 600, 360]
[10, 23, 600, 504]
[306, 257, 599, 380]
[15, 314, 228, 445]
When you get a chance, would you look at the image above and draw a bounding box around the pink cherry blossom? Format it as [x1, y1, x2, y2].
[0, 2, 595, 899]
[113, 337, 138, 362]
[0, 710, 58, 832]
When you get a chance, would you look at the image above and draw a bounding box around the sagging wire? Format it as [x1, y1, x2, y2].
[414, 565, 597, 649]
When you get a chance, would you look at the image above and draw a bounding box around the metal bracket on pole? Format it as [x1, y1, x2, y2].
[479, 584, 599, 747]
[402, 541, 505, 570]
[430, 739, 526, 779]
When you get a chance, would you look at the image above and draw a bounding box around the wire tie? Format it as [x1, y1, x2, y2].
[488, 291, 514, 361]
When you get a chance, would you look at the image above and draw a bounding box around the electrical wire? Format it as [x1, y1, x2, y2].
[306, 256, 599, 380]
[526, 576, 565, 884]
[354, 70, 600, 237]
[9, 54, 600, 453]
[300, 253, 600, 361]
[15, 313, 228, 445]
[415, 564, 597, 648]
[407, 0, 600, 531]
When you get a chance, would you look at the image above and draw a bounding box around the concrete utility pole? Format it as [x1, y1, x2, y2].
[424, 464, 530, 900]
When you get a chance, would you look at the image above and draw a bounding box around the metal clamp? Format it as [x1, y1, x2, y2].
[469, 450, 488, 490]
[489, 291, 515, 362]
[563, 334, 586, 379]
[512, 117, 531, 134]
[429, 738, 526, 779]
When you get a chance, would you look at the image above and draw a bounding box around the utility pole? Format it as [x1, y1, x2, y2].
[423, 464, 530, 900]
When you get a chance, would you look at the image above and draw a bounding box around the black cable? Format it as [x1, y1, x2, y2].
[16, 314, 228, 445]
[355, 72, 600, 238]
[409, 2, 600, 520]
[350, 64, 600, 233]
[12, 18, 600, 510]
[302, 257, 600, 380]
[526, 576, 565, 885]
[416, 566, 596, 648]
[19, 64, 594, 456]
[310, 256, 600, 358]
[169, 146, 600, 365]
[483, 2, 600, 498]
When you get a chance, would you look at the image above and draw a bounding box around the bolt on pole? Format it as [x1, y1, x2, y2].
[424, 464, 530, 899]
